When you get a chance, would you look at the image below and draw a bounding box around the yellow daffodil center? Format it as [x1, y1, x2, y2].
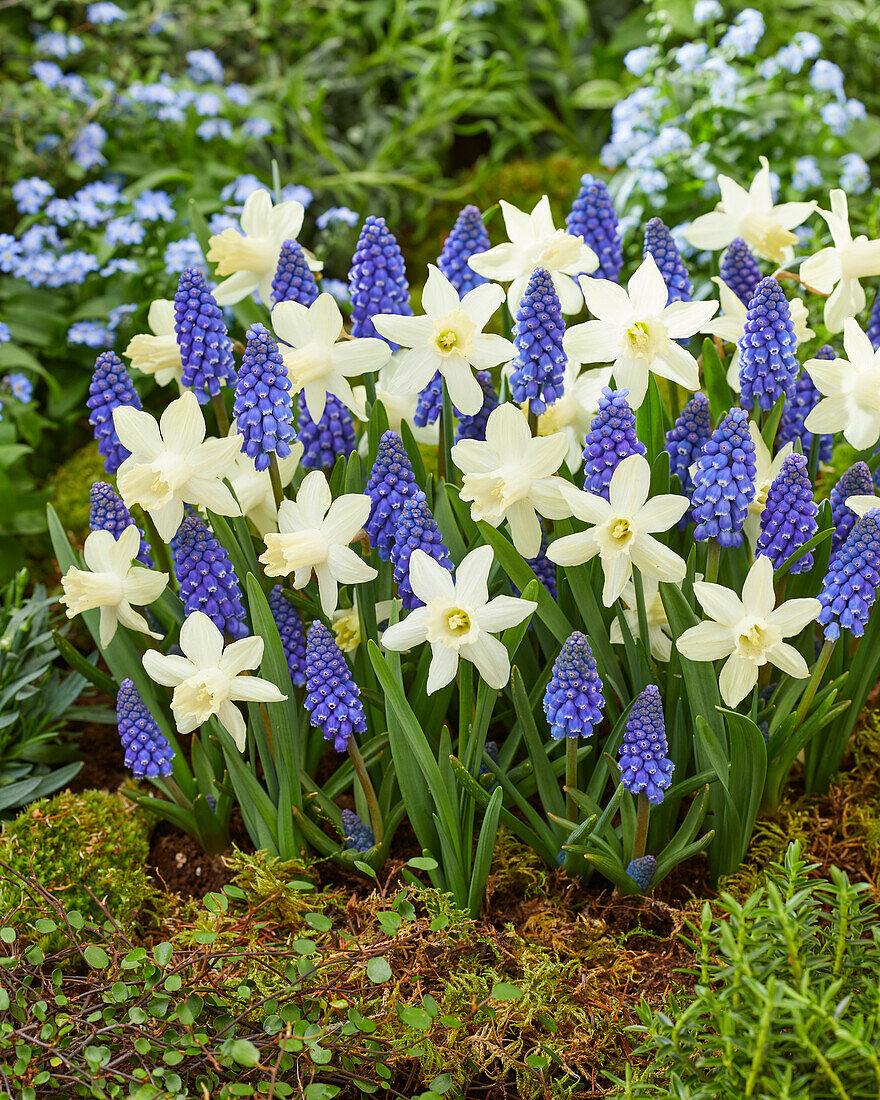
[625, 320, 654, 355]
[436, 329, 458, 352]
[432, 311, 475, 358]
[611, 517, 632, 542]
[446, 608, 471, 635]
[740, 213, 797, 265]
[175, 670, 229, 724]
[734, 618, 780, 661]
[332, 610, 361, 653]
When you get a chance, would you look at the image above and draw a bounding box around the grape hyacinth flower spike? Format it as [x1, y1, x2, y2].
[390, 495, 454, 610]
[818, 507, 880, 639]
[437, 204, 490, 296]
[87, 350, 142, 474]
[348, 215, 412, 343]
[582, 387, 646, 499]
[755, 453, 818, 573]
[173, 267, 237, 403]
[868, 290, 880, 350]
[618, 685, 674, 805]
[691, 407, 757, 548]
[89, 481, 152, 566]
[543, 631, 604, 741]
[341, 808, 375, 853]
[664, 392, 711, 498]
[303, 621, 367, 752]
[565, 174, 623, 282]
[296, 390, 357, 470]
[829, 462, 875, 550]
[268, 585, 307, 687]
[737, 276, 798, 412]
[271, 238, 319, 307]
[365, 430, 425, 560]
[171, 514, 249, 640]
[454, 370, 499, 443]
[719, 237, 762, 306]
[777, 345, 834, 464]
[414, 373, 443, 428]
[509, 266, 567, 415]
[233, 323, 294, 472]
[117, 679, 174, 779]
[625, 854, 657, 891]
[643, 217, 692, 304]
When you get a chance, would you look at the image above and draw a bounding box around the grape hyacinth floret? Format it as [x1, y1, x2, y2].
[268, 585, 306, 687]
[565, 174, 623, 282]
[171, 515, 248, 640]
[304, 621, 367, 752]
[341, 808, 375, 852]
[296, 390, 357, 470]
[625, 854, 657, 891]
[437, 205, 490, 296]
[756, 453, 818, 573]
[454, 370, 499, 443]
[691, 407, 757, 547]
[618, 684, 674, 804]
[117, 678, 174, 779]
[173, 267, 237, 402]
[720, 237, 762, 305]
[348, 215, 412, 344]
[414, 373, 442, 427]
[818, 510, 880, 639]
[271, 239, 319, 307]
[543, 631, 605, 741]
[664, 392, 711, 497]
[738, 277, 798, 412]
[390, 496, 453, 610]
[830, 462, 874, 550]
[87, 350, 142, 474]
[643, 217, 692, 304]
[509, 267, 567, 415]
[525, 528, 557, 600]
[365, 430, 425, 560]
[89, 482, 152, 566]
[582, 388, 646, 499]
[868, 290, 880, 350]
[233, 323, 294, 471]
[777, 345, 835, 464]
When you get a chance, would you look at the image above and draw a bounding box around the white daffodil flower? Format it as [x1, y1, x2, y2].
[563, 255, 718, 409]
[259, 469, 377, 615]
[271, 293, 391, 423]
[744, 423, 794, 548]
[676, 556, 820, 707]
[381, 545, 537, 694]
[708, 279, 813, 390]
[685, 156, 815, 263]
[207, 189, 319, 306]
[143, 611, 286, 750]
[330, 600, 395, 653]
[114, 391, 243, 542]
[609, 575, 676, 662]
[124, 299, 182, 387]
[548, 453, 688, 607]
[60, 526, 168, 647]
[451, 402, 569, 558]
[372, 265, 514, 416]
[799, 189, 880, 333]
[805, 318, 880, 450]
[354, 366, 439, 458]
[227, 429, 302, 536]
[467, 196, 599, 314]
[844, 495, 880, 519]
[537, 362, 612, 472]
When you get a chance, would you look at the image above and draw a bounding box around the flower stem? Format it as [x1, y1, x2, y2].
[565, 736, 579, 823]
[440, 376, 456, 486]
[141, 509, 173, 580]
[155, 774, 191, 810]
[632, 791, 650, 861]
[458, 661, 474, 766]
[347, 739, 384, 845]
[705, 540, 720, 585]
[268, 452, 285, 513]
[793, 637, 836, 730]
[212, 391, 230, 438]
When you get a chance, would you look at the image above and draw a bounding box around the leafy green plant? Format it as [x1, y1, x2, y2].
[619, 841, 880, 1099]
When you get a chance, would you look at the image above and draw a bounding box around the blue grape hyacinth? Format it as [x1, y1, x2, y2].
[234, 323, 294, 472]
[117, 678, 174, 779]
[341, 808, 375, 852]
[455, 370, 499, 443]
[172, 515, 248, 639]
[625, 854, 657, 891]
[414, 373, 443, 427]
[87, 350, 142, 474]
[348, 215, 412, 344]
[268, 585, 306, 687]
[830, 462, 874, 550]
[618, 685, 674, 804]
[565, 174, 623, 282]
[304, 621, 367, 751]
[271, 238, 319, 307]
[720, 237, 761, 305]
[438, 205, 489, 296]
[543, 631, 605, 741]
[737, 277, 798, 412]
[525, 528, 557, 600]
[778, 346, 835, 464]
[89, 482, 152, 566]
[756, 453, 818, 573]
[665, 392, 711, 497]
[868, 291, 880, 350]
[296, 390, 357, 470]
[365, 430, 425, 560]
[643, 217, 691, 304]
[818, 509, 880, 639]
[691, 407, 756, 547]
[509, 267, 567, 415]
[582, 388, 646, 499]
[390, 496, 454, 610]
[173, 267, 237, 402]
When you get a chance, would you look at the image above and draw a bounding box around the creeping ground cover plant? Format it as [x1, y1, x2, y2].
[49, 162, 880, 905]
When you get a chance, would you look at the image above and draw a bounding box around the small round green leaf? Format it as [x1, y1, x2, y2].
[366, 957, 392, 983]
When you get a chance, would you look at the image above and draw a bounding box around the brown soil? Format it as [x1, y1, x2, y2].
[147, 822, 235, 898]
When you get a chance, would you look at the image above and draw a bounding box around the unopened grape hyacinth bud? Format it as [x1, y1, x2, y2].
[296, 390, 357, 470]
[542, 632, 604, 741]
[818, 509, 880, 639]
[348, 215, 412, 344]
[268, 585, 306, 687]
[737, 277, 798, 412]
[173, 267, 237, 402]
[437, 205, 490, 296]
[691, 407, 756, 547]
[720, 237, 762, 305]
[618, 685, 674, 804]
[341, 808, 375, 852]
[390, 496, 453, 611]
[565, 174, 623, 282]
[234, 323, 294, 471]
[643, 217, 692, 304]
[365, 430, 425, 560]
[625, 854, 657, 891]
[304, 621, 367, 752]
[87, 350, 142, 474]
[171, 515, 248, 639]
[509, 267, 567, 415]
[89, 482, 152, 566]
[582, 388, 646, 499]
[117, 678, 174, 779]
[756, 453, 818, 573]
[271, 238, 319, 307]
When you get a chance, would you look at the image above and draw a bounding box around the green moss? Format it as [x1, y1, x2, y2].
[49, 441, 108, 540]
[0, 789, 159, 947]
